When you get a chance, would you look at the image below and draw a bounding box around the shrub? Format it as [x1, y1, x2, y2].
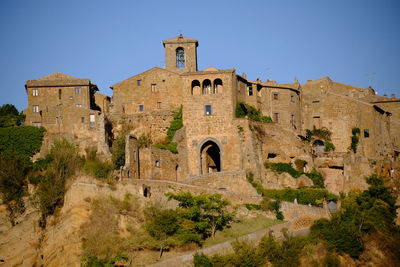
[81, 254, 129, 267]
[294, 159, 307, 172]
[263, 188, 337, 206]
[0, 152, 28, 225]
[264, 161, 301, 178]
[324, 141, 335, 152]
[154, 106, 182, 154]
[305, 169, 325, 188]
[137, 133, 152, 148]
[245, 203, 261, 210]
[34, 139, 82, 226]
[258, 231, 306, 267]
[310, 174, 400, 258]
[235, 102, 272, 123]
[80, 194, 145, 263]
[350, 127, 360, 153]
[306, 126, 332, 142]
[0, 126, 45, 161]
[84, 160, 114, 179]
[111, 135, 125, 169]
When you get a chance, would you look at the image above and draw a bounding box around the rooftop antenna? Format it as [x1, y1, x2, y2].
[265, 67, 272, 81]
[365, 72, 376, 89]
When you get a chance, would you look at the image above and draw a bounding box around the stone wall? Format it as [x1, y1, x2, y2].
[110, 67, 183, 115]
[138, 147, 180, 181]
[183, 170, 257, 195]
[302, 82, 392, 158]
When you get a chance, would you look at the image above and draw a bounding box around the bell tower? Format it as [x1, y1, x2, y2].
[163, 34, 198, 73]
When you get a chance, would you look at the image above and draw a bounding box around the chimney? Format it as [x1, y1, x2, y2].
[391, 93, 395, 99]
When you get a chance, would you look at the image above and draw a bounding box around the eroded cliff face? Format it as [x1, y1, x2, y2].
[0, 189, 91, 266]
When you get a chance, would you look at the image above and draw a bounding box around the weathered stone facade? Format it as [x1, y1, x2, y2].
[24, 35, 400, 194]
[24, 72, 111, 155]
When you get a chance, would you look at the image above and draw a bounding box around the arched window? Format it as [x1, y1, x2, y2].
[202, 79, 212, 94]
[176, 47, 185, 68]
[213, 79, 223, 94]
[191, 80, 200, 95]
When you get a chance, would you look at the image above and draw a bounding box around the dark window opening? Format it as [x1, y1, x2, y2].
[155, 160, 160, 167]
[139, 105, 144, 111]
[273, 93, 279, 100]
[176, 47, 185, 68]
[58, 89, 62, 100]
[291, 95, 295, 102]
[247, 85, 253, 96]
[205, 105, 212, 115]
[273, 112, 279, 123]
[364, 129, 369, 138]
[81, 117, 84, 123]
[267, 153, 277, 159]
[191, 80, 200, 95]
[214, 78, 223, 94]
[137, 80, 142, 86]
[203, 79, 212, 94]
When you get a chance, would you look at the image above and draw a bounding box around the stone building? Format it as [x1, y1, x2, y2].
[24, 35, 400, 193]
[24, 72, 110, 154]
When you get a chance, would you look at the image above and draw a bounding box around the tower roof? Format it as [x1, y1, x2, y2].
[163, 34, 198, 47]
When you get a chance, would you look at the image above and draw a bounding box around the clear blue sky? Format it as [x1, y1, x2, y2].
[1, 0, 399, 111]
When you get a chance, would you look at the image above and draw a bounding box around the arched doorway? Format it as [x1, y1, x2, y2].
[200, 140, 221, 174]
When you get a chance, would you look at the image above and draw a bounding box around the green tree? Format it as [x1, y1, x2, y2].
[166, 192, 234, 238]
[0, 104, 25, 127]
[146, 209, 181, 258]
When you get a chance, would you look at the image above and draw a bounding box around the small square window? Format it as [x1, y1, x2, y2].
[157, 102, 161, 109]
[205, 105, 212, 115]
[32, 89, 38, 96]
[139, 105, 144, 111]
[273, 93, 279, 100]
[155, 160, 160, 167]
[137, 80, 142, 86]
[151, 84, 156, 93]
[273, 112, 280, 123]
[33, 105, 39, 113]
[75, 87, 81, 95]
[364, 129, 369, 138]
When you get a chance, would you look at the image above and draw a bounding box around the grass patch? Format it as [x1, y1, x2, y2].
[203, 215, 280, 247]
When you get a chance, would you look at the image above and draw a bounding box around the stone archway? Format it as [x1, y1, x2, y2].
[199, 140, 221, 174]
